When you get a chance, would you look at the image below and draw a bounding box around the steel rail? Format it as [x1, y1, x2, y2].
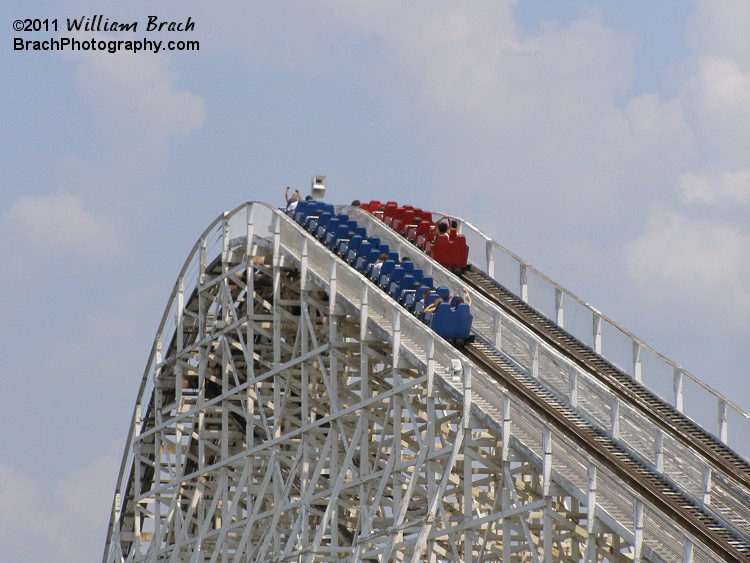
[455, 215, 749, 435]
[462, 266, 750, 494]
[354, 205, 750, 550]
[462, 339, 750, 563]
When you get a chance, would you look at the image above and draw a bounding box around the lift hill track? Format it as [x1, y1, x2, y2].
[104, 201, 750, 562]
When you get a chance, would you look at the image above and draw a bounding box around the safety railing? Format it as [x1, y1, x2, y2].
[274, 207, 721, 561]
[452, 216, 749, 459]
[106, 201, 745, 562]
[345, 206, 750, 540]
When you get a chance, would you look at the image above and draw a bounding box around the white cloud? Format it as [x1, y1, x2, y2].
[353, 1, 521, 117]
[688, 0, 750, 66]
[0, 446, 120, 563]
[3, 191, 119, 255]
[624, 94, 693, 154]
[680, 56, 750, 166]
[49, 26, 208, 216]
[674, 2, 750, 171]
[678, 171, 714, 204]
[312, 3, 642, 227]
[343, 3, 634, 127]
[51, 446, 121, 560]
[0, 466, 55, 562]
[625, 211, 750, 325]
[622, 4, 750, 333]
[679, 168, 750, 204]
[73, 45, 205, 155]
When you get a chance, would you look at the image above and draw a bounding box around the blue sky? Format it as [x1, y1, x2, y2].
[1, 1, 749, 560]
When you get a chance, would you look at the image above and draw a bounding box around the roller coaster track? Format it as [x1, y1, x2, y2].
[104, 201, 750, 562]
[356, 208, 750, 525]
[368, 207, 750, 558]
[463, 266, 750, 492]
[463, 340, 750, 562]
[361, 206, 750, 557]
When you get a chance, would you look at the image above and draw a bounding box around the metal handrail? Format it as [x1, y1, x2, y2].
[104, 200, 748, 561]
[454, 215, 749, 442]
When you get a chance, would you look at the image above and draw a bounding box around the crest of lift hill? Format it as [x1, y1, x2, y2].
[67, 15, 194, 32]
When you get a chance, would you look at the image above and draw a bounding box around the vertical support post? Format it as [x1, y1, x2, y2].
[501, 394, 511, 463]
[555, 287, 564, 327]
[463, 360, 472, 429]
[613, 518, 621, 556]
[519, 264, 528, 303]
[542, 427, 552, 498]
[328, 258, 339, 548]
[133, 404, 142, 541]
[610, 396, 620, 440]
[408, 333, 438, 563]
[300, 237, 308, 291]
[155, 334, 163, 377]
[543, 497, 553, 562]
[199, 235, 207, 286]
[300, 237, 310, 545]
[463, 362, 473, 562]
[502, 438, 512, 563]
[569, 366, 578, 410]
[221, 466, 229, 555]
[501, 395, 513, 563]
[328, 259, 337, 391]
[632, 341, 642, 383]
[718, 399, 728, 443]
[359, 283, 368, 344]
[683, 537, 694, 563]
[195, 241, 209, 546]
[220, 216, 230, 469]
[493, 311, 502, 350]
[486, 239, 495, 279]
[673, 368, 684, 413]
[245, 209, 256, 482]
[114, 492, 121, 525]
[161, 302, 173, 536]
[654, 428, 664, 473]
[425, 333, 436, 528]
[584, 465, 597, 563]
[328, 259, 337, 316]
[271, 210, 282, 551]
[542, 427, 553, 561]
[197, 229, 208, 502]
[702, 465, 712, 506]
[221, 211, 230, 268]
[530, 339, 539, 379]
[246, 202, 254, 251]
[593, 313, 602, 355]
[221, 336, 229, 461]
[389, 304, 402, 532]
[272, 215, 281, 372]
[360, 283, 371, 539]
[633, 500, 644, 562]
[391, 306, 401, 375]
[176, 277, 184, 404]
